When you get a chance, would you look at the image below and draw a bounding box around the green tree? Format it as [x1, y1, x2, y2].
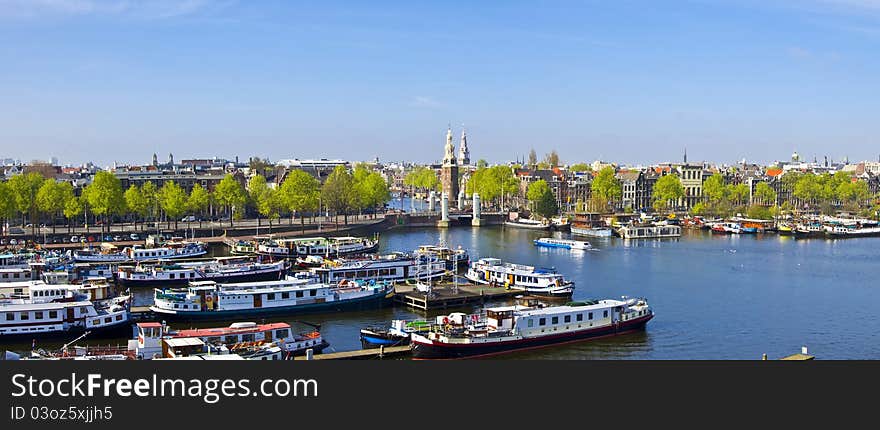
[82, 171, 125, 235]
[726, 183, 750, 207]
[214, 174, 247, 227]
[652, 174, 685, 211]
[0, 182, 16, 234]
[7, 172, 46, 236]
[746, 204, 772, 220]
[322, 165, 356, 225]
[159, 181, 188, 230]
[590, 166, 621, 212]
[568, 163, 591, 173]
[753, 182, 777, 206]
[702, 174, 727, 203]
[279, 169, 321, 230]
[124, 185, 149, 231]
[187, 183, 211, 228]
[358, 171, 391, 218]
[476, 159, 488, 169]
[248, 175, 281, 229]
[36, 180, 70, 234]
[141, 181, 159, 226]
[63, 195, 84, 233]
[527, 180, 558, 218]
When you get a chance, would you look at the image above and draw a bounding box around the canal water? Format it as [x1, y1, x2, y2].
[11, 226, 880, 359]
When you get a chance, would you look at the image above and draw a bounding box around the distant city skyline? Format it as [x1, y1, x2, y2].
[2, 1, 880, 166]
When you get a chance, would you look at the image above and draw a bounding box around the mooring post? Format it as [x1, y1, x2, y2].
[379, 345, 385, 358]
[305, 348, 314, 360]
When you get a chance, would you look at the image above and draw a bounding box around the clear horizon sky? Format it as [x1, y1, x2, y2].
[2, 0, 880, 168]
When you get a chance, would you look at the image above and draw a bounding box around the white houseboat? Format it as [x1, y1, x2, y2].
[149, 277, 393, 320]
[410, 297, 653, 359]
[617, 224, 682, 239]
[117, 259, 286, 288]
[0, 282, 130, 339]
[465, 258, 574, 297]
[73, 242, 207, 263]
[257, 236, 379, 258]
[533, 238, 594, 251]
[308, 253, 447, 284]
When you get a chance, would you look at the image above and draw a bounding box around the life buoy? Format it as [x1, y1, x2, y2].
[442, 317, 449, 324]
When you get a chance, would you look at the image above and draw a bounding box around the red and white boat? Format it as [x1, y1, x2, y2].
[129, 321, 329, 360]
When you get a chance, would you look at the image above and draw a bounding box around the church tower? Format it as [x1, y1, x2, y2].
[458, 128, 470, 166]
[440, 126, 460, 209]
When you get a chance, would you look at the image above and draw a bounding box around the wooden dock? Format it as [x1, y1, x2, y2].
[294, 345, 411, 360]
[392, 280, 522, 311]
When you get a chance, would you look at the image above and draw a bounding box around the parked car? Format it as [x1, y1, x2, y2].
[181, 215, 196, 222]
[87, 236, 96, 242]
[70, 236, 79, 243]
[9, 239, 17, 245]
[130, 233, 140, 241]
[113, 235, 122, 241]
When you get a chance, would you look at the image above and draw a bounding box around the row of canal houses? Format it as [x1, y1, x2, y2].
[512, 152, 880, 214]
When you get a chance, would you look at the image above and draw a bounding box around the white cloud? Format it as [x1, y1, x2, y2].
[409, 96, 443, 109]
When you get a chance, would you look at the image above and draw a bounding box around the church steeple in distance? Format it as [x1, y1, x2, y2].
[458, 126, 470, 166]
[683, 147, 687, 164]
[443, 125, 456, 166]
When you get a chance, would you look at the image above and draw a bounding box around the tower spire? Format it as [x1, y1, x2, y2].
[683, 147, 687, 164]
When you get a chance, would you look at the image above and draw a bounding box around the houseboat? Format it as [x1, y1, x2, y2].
[570, 212, 612, 237]
[410, 297, 653, 359]
[309, 253, 447, 284]
[825, 225, 880, 238]
[711, 222, 743, 234]
[793, 223, 825, 238]
[224, 238, 257, 255]
[130, 321, 329, 360]
[0, 282, 130, 339]
[533, 238, 594, 251]
[0, 252, 31, 270]
[257, 236, 379, 258]
[465, 258, 574, 297]
[618, 224, 682, 239]
[0, 267, 34, 284]
[73, 242, 207, 263]
[117, 259, 286, 288]
[359, 318, 432, 348]
[149, 277, 394, 320]
[504, 218, 551, 230]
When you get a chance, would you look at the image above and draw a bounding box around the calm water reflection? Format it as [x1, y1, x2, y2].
[10, 226, 880, 359]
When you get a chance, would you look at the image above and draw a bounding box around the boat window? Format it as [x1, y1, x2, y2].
[169, 274, 175, 279]
[242, 334, 255, 342]
[20, 312, 29, 320]
[225, 335, 238, 344]
[296, 291, 304, 298]
[576, 314, 583, 322]
[603, 310, 608, 318]
[527, 319, 534, 328]
[276, 329, 289, 338]
[551, 317, 559, 324]
[116, 315, 123, 321]
[588, 312, 593, 320]
[539, 318, 546, 326]
[564, 315, 571, 323]
[5, 313, 13, 321]
[104, 317, 112, 323]
[379, 269, 389, 276]
[34, 312, 43, 320]
[281, 292, 289, 299]
[190, 273, 195, 278]
[267, 293, 275, 300]
[357, 271, 367, 278]
[310, 290, 317, 297]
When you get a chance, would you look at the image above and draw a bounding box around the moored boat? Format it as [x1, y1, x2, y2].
[130, 321, 329, 359]
[149, 277, 394, 320]
[465, 258, 574, 297]
[359, 318, 432, 348]
[117, 259, 287, 288]
[257, 236, 379, 258]
[504, 218, 552, 230]
[570, 226, 613, 237]
[410, 297, 653, 359]
[533, 238, 594, 251]
[618, 224, 682, 239]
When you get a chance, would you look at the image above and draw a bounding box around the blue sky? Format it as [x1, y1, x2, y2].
[1, 0, 880, 167]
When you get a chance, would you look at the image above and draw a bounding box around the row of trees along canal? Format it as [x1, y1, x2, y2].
[0, 165, 391, 238]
